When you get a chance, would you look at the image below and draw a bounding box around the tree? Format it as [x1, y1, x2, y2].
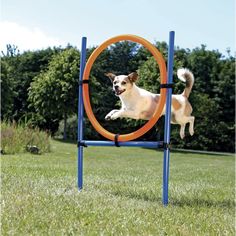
[1, 44, 20, 57]
[1, 46, 60, 121]
[0, 60, 17, 119]
[186, 46, 235, 152]
[28, 48, 80, 139]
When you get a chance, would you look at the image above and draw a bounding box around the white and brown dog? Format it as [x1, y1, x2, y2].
[105, 68, 195, 139]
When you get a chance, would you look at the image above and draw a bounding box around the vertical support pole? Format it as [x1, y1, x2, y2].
[163, 31, 175, 205]
[78, 37, 87, 190]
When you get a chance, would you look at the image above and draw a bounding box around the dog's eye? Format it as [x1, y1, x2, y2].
[121, 81, 126, 85]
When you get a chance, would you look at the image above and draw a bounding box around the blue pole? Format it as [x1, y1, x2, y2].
[83, 140, 164, 148]
[78, 37, 87, 190]
[163, 31, 175, 205]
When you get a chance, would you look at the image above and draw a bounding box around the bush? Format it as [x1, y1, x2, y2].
[1, 121, 51, 154]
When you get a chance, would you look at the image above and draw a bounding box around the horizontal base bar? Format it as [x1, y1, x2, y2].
[82, 140, 164, 148]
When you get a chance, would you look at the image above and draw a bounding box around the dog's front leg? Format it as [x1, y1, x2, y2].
[110, 109, 139, 120]
[105, 110, 120, 120]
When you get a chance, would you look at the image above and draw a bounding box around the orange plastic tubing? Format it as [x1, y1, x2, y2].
[82, 34, 167, 142]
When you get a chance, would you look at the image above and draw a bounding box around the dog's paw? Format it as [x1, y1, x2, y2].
[180, 132, 185, 139]
[105, 114, 111, 120]
[189, 129, 194, 136]
[105, 113, 111, 120]
[105, 110, 119, 121]
[110, 112, 119, 120]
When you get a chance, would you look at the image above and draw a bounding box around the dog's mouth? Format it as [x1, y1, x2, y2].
[114, 89, 126, 96]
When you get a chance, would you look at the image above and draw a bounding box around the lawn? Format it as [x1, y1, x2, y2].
[1, 139, 235, 235]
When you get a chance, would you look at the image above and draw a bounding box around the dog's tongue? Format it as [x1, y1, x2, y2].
[116, 89, 125, 96]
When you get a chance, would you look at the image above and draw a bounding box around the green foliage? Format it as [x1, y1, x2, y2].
[0, 60, 17, 118]
[138, 56, 161, 93]
[1, 47, 60, 120]
[28, 48, 80, 134]
[1, 121, 51, 154]
[1, 42, 235, 152]
[185, 46, 235, 152]
[1, 140, 235, 235]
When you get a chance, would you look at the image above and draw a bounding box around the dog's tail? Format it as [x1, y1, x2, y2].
[177, 68, 194, 98]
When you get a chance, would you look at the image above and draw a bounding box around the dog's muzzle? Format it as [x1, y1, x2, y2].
[114, 86, 125, 96]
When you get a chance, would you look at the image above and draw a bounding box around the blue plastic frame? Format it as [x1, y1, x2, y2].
[77, 32, 175, 205]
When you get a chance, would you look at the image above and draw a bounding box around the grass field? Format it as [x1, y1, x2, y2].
[1, 139, 235, 235]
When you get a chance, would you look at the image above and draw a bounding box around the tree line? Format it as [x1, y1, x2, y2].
[1, 42, 235, 152]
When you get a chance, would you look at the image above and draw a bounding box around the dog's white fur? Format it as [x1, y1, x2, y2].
[105, 68, 195, 139]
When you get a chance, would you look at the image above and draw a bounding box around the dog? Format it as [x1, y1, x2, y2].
[105, 68, 195, 139]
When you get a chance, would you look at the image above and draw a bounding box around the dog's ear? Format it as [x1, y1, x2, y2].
[105, 73, 116, 82]
[128, 72, 138, 83]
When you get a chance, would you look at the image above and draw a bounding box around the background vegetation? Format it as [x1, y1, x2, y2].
[1, 121, 51, 154]
[1, 42, 235, 152]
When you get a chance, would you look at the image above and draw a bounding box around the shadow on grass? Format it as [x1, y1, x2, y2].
[108, 189, 162, 203]
[142, 147, 234, 157]
[171, 197, 235, 208]
[171, 149, 234, 157]
[109, 189, 234, 209]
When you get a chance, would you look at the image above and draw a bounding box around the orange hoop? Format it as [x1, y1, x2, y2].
[83, 34, 167, 142]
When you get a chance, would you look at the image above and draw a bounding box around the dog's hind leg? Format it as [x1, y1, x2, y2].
[180, 124, 186, 139]
[188, 116, 195, 136]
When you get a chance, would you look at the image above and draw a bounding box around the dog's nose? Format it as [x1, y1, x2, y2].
[114, 85, 119, 90]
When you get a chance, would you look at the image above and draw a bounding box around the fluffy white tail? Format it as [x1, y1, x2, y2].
[177, 68, 194, 98]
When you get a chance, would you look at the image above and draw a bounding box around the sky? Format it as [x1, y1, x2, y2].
[1, 0, 235, 56]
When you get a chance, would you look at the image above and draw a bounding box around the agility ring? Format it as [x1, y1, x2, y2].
[78, 32, 175, 205]
[82, 34, 167, 142]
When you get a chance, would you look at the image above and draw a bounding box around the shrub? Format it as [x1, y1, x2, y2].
[1, 121, 51, 154]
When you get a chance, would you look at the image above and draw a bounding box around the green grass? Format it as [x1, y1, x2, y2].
[1, 139, 235, 235]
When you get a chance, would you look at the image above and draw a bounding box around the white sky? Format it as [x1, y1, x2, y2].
[1, 0, 235, 55]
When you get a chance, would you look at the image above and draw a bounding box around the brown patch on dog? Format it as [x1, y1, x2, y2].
[154, 95, 160, 104]
[171, 113, 177, 123]
[172, 97, 181, 110]
[105, 73, 116, 82]
[184, 101, 193, 116]
[124, 77, 132, 84]
[140, 111, 152, 120]
[128, 72, 138, 82]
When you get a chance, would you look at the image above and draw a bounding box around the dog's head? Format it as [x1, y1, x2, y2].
[105, 72, 138, 96]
